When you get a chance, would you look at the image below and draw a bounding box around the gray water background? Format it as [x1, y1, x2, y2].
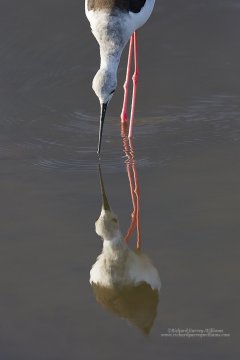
[0, 0, 239, 359]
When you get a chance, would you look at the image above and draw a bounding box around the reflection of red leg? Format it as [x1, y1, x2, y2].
[121, 126, 141, 250]
[125, 164, 137, 243]
[129, 32, 139, 138]
[132, 155, 141, 249]
[121, 125, 137, 243]
[121, 35, 134, 123]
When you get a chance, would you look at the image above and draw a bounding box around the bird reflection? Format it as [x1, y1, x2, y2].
[90, 125, 161, 334]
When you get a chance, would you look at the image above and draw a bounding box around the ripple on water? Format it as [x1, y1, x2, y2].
[3, 95, 240, 173]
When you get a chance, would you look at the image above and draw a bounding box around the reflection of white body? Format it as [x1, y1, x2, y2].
[90, 167, 160, 334]
[90, 207, 160, 291]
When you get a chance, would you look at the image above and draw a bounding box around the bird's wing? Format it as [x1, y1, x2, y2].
[129, 0, 147, 13]
[86, 0, 147, 13]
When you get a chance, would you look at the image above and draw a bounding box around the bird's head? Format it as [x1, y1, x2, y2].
[92, 69, 117, 154]
[93, 69, 117, 104]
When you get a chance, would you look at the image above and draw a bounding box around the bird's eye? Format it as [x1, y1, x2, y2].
[112, 218, 117, 223]
[110, 89, 115, 95]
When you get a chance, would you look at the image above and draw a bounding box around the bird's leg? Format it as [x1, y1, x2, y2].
[128, 32, 139, 138]
[121, 34, 134, 123]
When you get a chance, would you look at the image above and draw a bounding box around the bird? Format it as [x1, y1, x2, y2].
[85, 0, 156, 153]
[90, 147, 161, 333]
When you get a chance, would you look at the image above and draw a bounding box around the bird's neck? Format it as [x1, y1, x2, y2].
[100, 47, 122, 74]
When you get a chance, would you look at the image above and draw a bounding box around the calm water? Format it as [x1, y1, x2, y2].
[0, 0, 239, 359]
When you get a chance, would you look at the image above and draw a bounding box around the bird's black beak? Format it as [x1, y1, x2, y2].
[97, 103, 108, 155]
[98, 164, 110, 211]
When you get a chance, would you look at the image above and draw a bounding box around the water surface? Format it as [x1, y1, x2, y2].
[0, 1, 239, 359]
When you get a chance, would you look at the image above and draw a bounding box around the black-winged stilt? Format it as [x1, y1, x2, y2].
[85, 0, 155, 153]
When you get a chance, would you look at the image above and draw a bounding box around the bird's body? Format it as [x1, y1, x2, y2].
[85, 0, 155, 43]
[85, 0, 155, 152]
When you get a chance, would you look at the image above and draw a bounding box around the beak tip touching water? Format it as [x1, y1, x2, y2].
[97, 103, 108, 155]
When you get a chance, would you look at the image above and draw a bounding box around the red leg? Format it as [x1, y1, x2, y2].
[128, 32, 139, 138]
[121, 35, 134, 123]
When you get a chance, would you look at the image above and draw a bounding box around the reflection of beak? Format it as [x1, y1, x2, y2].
[98, 164, 110, 211]
[97, 103, 108, 154]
